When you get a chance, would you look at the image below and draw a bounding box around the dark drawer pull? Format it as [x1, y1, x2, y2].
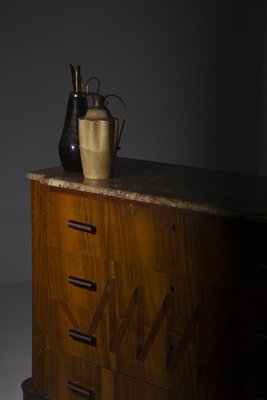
[68, 276, 97, 291]
[67, 381, 94, 398]
[69, 329, 96, 346]
[68, 220, 96, 234]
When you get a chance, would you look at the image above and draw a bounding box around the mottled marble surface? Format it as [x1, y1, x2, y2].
[27, 157, 267, 223]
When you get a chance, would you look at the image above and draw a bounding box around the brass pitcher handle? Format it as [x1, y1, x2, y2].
[85, 77, 101, 95]
[104, 94, 126, 150]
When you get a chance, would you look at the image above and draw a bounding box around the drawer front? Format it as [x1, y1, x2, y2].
[47, 348, 106, 400]
[256, 262, 267, 337]
[47, 275, 249, 399]
[104, 201, 186, 274]
[237, 243, 267, 399]
[255, 232, 267, 342]
[47, 246, 109, 307]
[47, 191, 186, 274]
[47, 260, 200, 398]
[47, 349, 181, 400]
[48, 191, 105, 257]
[183, 216, 258, 288]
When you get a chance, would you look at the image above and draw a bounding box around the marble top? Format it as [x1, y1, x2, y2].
[27, 157, 267, 223]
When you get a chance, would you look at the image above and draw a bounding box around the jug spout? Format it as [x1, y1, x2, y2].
[84, 92, 112, 120]
[90, 93, 105, 108]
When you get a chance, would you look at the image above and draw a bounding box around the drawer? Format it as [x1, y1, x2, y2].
[47, 262, 200, 398]
[239, 236, 267, 348]
[47, 246, 109, 307]
[47, 191, 105, 257]
[112, 261, 200, 326]
[104, 201, 187, 274]
[237, 258, 267, 398]
[248, 262, 267, 337]
[47, 190, 187, 274]
[226, 328, 267, 399]
[254, 231, 267, 337]
[48, 296, 115, 369]
[47, 349, 181, 400]
[183, 216, 258, 288]
[255, 334, 267, 399]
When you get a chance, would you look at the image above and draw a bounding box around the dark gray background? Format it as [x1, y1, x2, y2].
[0, 0, 266, 283]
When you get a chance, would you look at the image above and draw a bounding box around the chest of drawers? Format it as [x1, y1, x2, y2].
[22, 158, 267, 399]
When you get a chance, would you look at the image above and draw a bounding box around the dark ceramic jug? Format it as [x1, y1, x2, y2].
[58, 64, 88, 172]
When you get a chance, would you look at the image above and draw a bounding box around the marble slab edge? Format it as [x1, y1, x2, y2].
[26, 169, 266, 224]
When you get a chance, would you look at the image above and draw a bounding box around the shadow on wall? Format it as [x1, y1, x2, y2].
[0, 0, 266, 284]
[115, 0, 266, 175]
[0, 0, 265, 174]
[171, 0, 266, 175]
[208, 0, 266, 175]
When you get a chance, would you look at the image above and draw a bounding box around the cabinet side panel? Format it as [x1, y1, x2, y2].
[31, 181, 49, 393]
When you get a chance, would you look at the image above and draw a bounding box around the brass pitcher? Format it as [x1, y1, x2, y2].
[79, 90, 126, 179]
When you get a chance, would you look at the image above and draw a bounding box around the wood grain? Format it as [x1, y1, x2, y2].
[26, 181, 267, 399]
[31, 181, 49, 392]
[47, 349, 181, 400]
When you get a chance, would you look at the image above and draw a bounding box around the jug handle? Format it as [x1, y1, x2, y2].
[104, 94, 126, 150]
[85, 77, 101, 95]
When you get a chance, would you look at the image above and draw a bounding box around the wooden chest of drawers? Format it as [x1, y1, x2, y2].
[22, 158, 267, 399]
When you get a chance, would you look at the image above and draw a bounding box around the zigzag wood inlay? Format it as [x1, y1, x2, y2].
[61, 278, 200, 369]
